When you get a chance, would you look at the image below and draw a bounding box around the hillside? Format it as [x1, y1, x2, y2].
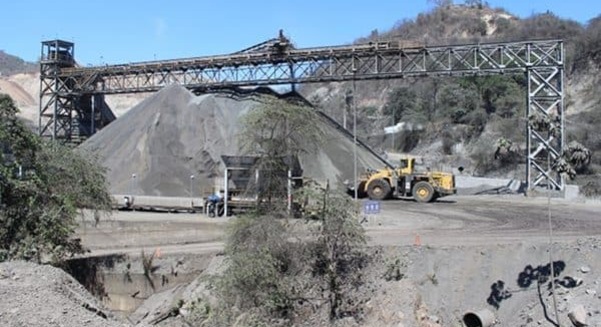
[0, 50, 36, 76]
[301, 4, 601, 192]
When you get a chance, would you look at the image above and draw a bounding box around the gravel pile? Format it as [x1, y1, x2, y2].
[0, 261, 127, 327]
[81, 85, 384, 197]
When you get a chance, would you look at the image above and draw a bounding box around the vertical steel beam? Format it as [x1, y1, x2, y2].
[526, 69, 532, 189]
[526, 42, 564, 191]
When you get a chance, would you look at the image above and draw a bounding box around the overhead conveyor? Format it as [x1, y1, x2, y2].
[39, 33, 565, 191]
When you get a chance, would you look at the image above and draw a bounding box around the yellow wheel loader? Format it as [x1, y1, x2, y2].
[352, 157, 455, 203]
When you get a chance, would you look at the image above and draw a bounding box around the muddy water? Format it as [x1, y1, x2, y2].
[64, 253, 213, 313]
[101, 270, 197, 312]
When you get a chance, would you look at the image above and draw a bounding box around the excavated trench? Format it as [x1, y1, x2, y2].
[65, 252, 216, 313]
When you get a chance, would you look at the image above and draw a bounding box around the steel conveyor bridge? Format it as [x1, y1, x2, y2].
[39, 33, 565, 191]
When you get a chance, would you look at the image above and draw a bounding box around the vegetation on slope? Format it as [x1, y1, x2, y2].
[305, 2, 600, 187]
[0, 51, 37, 76]
[0, 94, 111, 263]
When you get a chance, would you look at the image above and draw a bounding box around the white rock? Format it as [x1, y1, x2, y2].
[568, 304, 587, 327]
[580, 266, 591, 273]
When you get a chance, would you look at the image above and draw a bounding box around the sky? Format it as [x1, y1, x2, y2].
[1, 0, 600, 65]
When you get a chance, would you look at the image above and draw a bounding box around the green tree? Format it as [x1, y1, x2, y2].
[0, 94, 111, 263]
[200, 184, 368, 326]
[238, 97, 324, 212]
[382, 87, 419, 125]
[438, 82, 480, 123]
[216, 214, 303, 325]
[191, 91, 369, 327]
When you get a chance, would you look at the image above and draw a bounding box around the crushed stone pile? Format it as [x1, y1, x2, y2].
[81, 85, 385, 197]
[0, 261, 127, 327]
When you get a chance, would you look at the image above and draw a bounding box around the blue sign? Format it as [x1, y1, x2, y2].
[363, 200, 380, 215]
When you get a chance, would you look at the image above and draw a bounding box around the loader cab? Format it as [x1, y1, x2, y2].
[399, 158, 414, 175]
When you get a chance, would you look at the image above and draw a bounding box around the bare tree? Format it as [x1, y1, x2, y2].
[428, 0, 453, 8]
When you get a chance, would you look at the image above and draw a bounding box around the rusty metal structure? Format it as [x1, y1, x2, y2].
[40, 40, 116, 143]
[39, 33, 564, 190]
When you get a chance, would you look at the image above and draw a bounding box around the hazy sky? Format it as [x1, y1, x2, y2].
[2, 0, 599, 65]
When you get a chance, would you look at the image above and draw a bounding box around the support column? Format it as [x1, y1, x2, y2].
[39, 40, 77, 142]
[526, 48, 565, 191]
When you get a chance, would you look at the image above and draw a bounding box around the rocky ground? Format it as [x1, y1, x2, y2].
[1, 194, 600, 326]
[115, 237, 601, 327]
[0, 261, 127, 327]
[1, 77, 599, 326]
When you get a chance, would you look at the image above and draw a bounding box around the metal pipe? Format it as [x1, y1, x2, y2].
[223, 169, 228, 217]
[353, 72, 358, 201]
[287, 169, 292, 214]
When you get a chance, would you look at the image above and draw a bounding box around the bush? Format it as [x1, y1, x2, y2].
[0, 94, 111, 263]
[190, 184, 369, 326]
[219, 214, 300, 318]
[580, 179, 601, 197]
[574, 15, 601, 70]
[308, 185, 367, 320]
[470, 136, 522, 176]
[441, 129, 458, 155]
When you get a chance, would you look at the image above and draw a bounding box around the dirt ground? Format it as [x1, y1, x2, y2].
[72, 194, 601, 326]
[78, 194, 601, 256]
[0, 261, 126, 327]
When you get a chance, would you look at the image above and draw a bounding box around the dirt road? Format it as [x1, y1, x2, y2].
[77, 195, 601, 256]
[367, 195, 601, 246]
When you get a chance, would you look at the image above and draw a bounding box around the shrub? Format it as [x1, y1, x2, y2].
[195, 184, 369, 326]
[0, 94, 111, 263]
[580, 179, 601, 197]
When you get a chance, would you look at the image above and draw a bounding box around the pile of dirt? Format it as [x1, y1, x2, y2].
[81, 85, 385, 197]
[0, 261, 127, 327]
[0, 76, 37, 124]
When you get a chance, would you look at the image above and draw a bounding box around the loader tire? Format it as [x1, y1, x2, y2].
[412, 181, 434, 203]
[367, 179, 391, 200]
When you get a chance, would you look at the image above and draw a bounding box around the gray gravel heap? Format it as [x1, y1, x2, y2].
[81, 85, 384, 197]
[0, 261, 127, 327]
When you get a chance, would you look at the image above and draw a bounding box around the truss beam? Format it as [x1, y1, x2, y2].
[55, 40, 563, 94]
